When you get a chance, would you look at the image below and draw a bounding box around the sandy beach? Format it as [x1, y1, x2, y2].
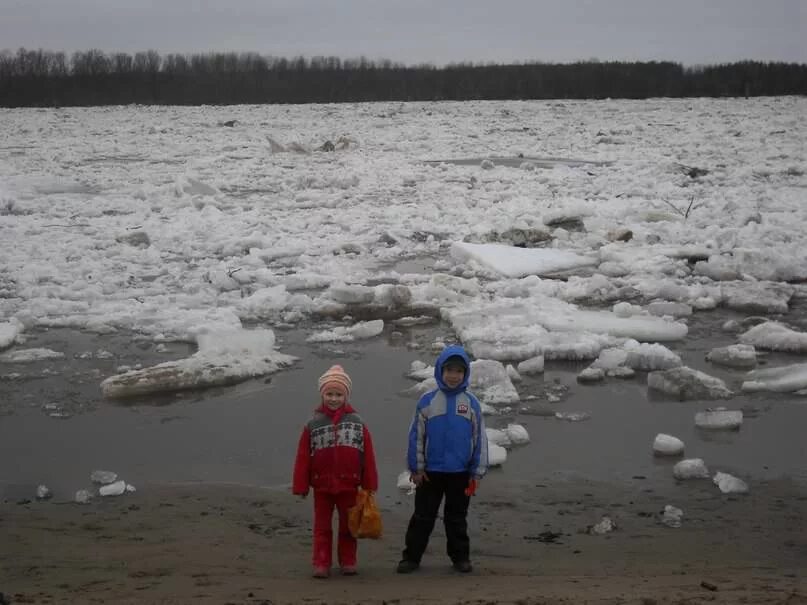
[3, 476, 805, 605]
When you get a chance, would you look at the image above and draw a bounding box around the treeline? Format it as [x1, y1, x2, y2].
[1, 48, 805, 106]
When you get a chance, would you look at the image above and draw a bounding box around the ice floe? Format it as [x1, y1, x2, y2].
[706, 344, 757, 369]
[661, 505, 683, 528]
[445, 297, 686, 362]
[450, 242, 598, 278]
[694, 408, 743, 430]
[713, 471, 749, 494]
[653, 434, 685, 456]
[741, 362, 807, 393]
[0, 319, 23, 350]
[739, 322, 807, 352]
[504, 423, 530, 445]
[673, 458, 710, 480]
[0, 347, 65, 363]
[487, 442, 508, 466]
[516, 356, 544, 375]
[101, 328, 297, 398]
[307, 319, 385, 342]
[404, 358, 520, 405]
[647, 367, 733, 400]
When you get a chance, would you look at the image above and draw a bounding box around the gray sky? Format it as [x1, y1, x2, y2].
[2, 0, 805, 66]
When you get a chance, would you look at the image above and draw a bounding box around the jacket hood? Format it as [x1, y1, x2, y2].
[434, 345, 471, 392]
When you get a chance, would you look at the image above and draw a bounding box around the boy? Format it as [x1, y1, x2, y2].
[397, 345, 488, 574]
[292, 364, 378, 578]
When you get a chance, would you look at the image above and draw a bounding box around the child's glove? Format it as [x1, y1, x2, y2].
[464, 478, 478, 497]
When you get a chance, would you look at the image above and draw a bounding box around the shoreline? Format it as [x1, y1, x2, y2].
[3, 478, 805, 604]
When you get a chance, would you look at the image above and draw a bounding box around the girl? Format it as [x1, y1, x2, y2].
[292, 365, 378, 578]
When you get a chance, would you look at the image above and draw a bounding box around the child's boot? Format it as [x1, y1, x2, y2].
[312, 566, 329, 578]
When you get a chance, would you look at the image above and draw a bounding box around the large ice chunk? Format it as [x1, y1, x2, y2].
[591, 341, 682, 372]
[713, 471, 749, 494]
[695, 408, 743, 430]
[469, 359, 521, 404]
[504, 423, 530, 445]
[99, 480, 127, 497]
[308, 319, 384, 342]
[404, 358, 520, 405]
[673, 458, 710, 480]
[647, 367, 733, 400]
[647, 302, 692, 318]
[516, 356, 544, 375]
[739, 322, 807, 353]
[407, 360, 432, 381]
[0, 347, 65, 363]
[445, 298, 686, 362]
[719, 282, 794, 314]
[487, 441, 508, 467]
[742, 362, 807, 393]
[0, 319, 23, 350]
[653, 434, 685, 456]
[486, 427, 512, 448]
[451, 242, 598, 278]
[706, 344, 757, 369]
[625, 342, 683, 370]
[101, 328, 297, 398]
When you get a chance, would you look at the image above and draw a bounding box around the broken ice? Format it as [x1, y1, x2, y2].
[742, 362, 807, 393]
[396, 470, 415, 493]
[74, 489, 92, 504]
[504, 423, 530, 445]
[740, 322, 807, 353]
[706, 344, 757, 369]
[90, 470, 118, 484]
[673, 458, 710, 480]
[661, 505, 683, 528]
[653, 433, 685, 456]
[99, 480, 127, 497]
[486, 427, 512, 448]
[713, 471, 749, 494]
[516, 356, 544, 375]
[695, 408, 743, 430]
[589, 516, 616, 535]
[488, 442, 507, 466]
[647, 367, 733, 400]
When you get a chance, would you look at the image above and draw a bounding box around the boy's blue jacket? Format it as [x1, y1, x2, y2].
[407, 345, 488, 479]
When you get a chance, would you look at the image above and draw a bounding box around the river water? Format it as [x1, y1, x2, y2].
[2, 303, 807, 502]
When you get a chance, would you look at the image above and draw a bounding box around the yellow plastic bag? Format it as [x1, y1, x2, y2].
[348, 489, 383, 539]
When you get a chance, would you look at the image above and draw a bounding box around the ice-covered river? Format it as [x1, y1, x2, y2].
[2, 98, 807, 501]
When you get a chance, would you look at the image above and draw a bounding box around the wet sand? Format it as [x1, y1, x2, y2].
[3, 476, 806, 604]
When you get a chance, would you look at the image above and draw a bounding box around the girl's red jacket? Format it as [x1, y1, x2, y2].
[292, 403, 378, 495]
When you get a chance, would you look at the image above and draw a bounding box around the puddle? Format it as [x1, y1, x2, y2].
[1, 308, 806, 502]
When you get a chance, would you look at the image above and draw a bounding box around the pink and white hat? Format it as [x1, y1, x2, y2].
[318, 364, 352, 398]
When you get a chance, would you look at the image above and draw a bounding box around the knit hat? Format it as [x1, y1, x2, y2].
[318, 364, 352, 398]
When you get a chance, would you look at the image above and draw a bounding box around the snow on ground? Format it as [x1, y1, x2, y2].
[1, 98, 806, 379]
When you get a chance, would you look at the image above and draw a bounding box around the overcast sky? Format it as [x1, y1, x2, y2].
[2, 0, 805, 66]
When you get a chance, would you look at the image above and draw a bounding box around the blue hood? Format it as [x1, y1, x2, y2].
[434, 345, 471, 392]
